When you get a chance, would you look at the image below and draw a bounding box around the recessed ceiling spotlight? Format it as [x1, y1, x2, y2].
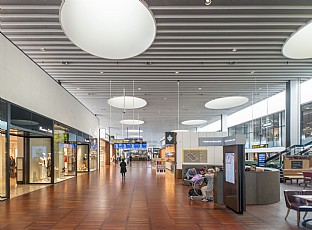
[164, 97, 167, 100]
[146, 61, 152, 65]
[77, 87, 80, 90]
[205, 0, 212, 6]
[229, 61, 236, 65]
[61, 61, 69, 65]
[40, 48, 46, 52]
[175, 71, 179, 74]
[100, 71, 104, 74]
[232, 48, 237, 52]
[138, 87, 141, 91]
[251, 71, 255, 74]
[198, 88, 202, 90]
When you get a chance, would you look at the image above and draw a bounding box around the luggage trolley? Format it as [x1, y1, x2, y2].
[188, 175, 205, 201]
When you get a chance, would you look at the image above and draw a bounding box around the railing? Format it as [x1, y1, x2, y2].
[264, 140, 312, 165]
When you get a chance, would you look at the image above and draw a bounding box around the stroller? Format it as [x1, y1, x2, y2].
[188, 174, 205, 201]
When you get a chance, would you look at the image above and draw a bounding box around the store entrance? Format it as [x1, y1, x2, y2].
[10, 129, 52, 184]
[77, 144, 89, 172]
[9, 135, 24, 188]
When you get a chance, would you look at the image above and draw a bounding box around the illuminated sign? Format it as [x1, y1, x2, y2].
[252, 144, 268, 149]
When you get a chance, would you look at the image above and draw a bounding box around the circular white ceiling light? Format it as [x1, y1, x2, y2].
[171, 129, 189, 132]
[181, 120, 207, 126]
[60, 0, 156, 60]
[127, 129, 143, 133]
[205, 96, 249, 109]
[282, 20, 312, 59]
[120, 119, 145, 125]
[108, 96, 147, 109]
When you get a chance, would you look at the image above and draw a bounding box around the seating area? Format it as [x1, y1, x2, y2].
[284, 190, 312, 226]
[283, 169, 304, 184]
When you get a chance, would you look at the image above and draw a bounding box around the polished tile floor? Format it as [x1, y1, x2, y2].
[0, 161, 306, 229]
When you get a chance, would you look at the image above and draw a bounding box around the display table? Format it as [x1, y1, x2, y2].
[245, 167, 280, 204]
[156, 158, 166, 174]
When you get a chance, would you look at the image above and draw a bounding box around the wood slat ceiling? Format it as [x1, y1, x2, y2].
[1, 0, 312, 144]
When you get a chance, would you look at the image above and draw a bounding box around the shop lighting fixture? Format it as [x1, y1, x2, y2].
[205, 0, 212, 6]
[60, 0, 156, 59]
[120, 119, 145, 125]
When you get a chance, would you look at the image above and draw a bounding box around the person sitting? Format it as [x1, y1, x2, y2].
[199, 166, 207, 175]
[201, 169, 214, 202]
[186, 168, 197, 180]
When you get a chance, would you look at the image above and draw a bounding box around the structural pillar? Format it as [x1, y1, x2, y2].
[221, 114, 228, 135]
[286, 80, 301, 147]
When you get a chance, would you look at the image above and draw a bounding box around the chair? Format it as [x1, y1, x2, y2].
[302, 171, 312, 189]
[302, 190, 312, 219]
[284, 190, 312, 226]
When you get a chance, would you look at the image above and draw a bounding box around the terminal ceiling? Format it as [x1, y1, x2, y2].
[1, 0, 312, 145]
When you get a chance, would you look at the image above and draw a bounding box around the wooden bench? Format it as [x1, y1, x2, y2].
[283, 169, 304, 184]
[283, 175, 304, 184]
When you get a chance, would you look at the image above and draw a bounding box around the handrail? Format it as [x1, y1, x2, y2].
[264, 140, 312, 163]
[264, 144, 302, 163]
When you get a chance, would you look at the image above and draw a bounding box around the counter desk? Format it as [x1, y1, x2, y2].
[245, 167, 280, 205]
[214, 167, 280, 205]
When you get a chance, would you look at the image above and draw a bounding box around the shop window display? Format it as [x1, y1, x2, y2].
[54, 124, 77, 182]
[77, 144, 89, 172]
[0, 100, 8, 198]
[29, 138, 51, 183]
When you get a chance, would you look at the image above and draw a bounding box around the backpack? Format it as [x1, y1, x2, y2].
[188, 188, 202, 196]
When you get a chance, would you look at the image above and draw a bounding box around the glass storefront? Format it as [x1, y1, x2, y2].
[29, 138, 51, 183]
[90, 138, 98, 171]
[0, 99, 7, 199]
[229, 111, 285, 148]
[77, 144, 89, 172]
[54, 123, 77, 182]
[302, 103, 312, 145]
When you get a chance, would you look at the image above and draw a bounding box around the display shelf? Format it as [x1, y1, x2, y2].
[156, 158, 166, 174]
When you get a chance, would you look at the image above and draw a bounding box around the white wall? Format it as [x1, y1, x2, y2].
[176, 131, 226, 169]
[0, 34, 99, 136]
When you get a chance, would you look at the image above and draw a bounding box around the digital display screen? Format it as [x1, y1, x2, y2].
[258, 153, 266, 167]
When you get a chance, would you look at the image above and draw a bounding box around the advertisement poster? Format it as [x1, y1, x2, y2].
[225, 152, 235, 184]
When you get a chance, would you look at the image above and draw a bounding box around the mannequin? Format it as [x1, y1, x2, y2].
[39, 153, 47, 180]
[47, 153, 51, 177]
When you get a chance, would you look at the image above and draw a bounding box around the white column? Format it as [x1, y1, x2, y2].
[289, 80, 301, 146]
[221, 114, 228, 135]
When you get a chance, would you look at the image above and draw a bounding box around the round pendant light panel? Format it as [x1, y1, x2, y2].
[108, 96, 147, 109]
[282, 21, 312, 59]
[205, 96, 249, 109]
[171, 129, 189, 132]
[120, 119, 145, 125]
[181, 120, 207, 126]
[60, 0, 156, 59]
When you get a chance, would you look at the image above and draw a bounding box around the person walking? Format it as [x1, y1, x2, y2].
[120, 159, 127, 178]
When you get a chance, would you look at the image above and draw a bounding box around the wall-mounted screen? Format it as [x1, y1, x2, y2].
[225, 152, 235, 184]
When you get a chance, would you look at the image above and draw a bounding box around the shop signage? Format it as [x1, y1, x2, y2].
[199, 137, 224, 146]
[153, 148, 160, 154]
[165, 132, 175, 145]
[113, 138, 143, 144]
[252, 144, 268, 149]
[199, 135, 246, 147]
[113, 142, 147, 149]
